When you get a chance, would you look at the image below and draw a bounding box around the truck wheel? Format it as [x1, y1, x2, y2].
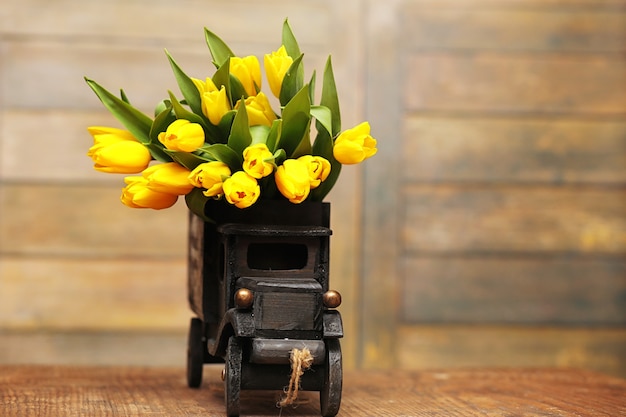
[320, 338, 342, 417]
[225, 336, 242, 417]
[187, 317, 204, 388]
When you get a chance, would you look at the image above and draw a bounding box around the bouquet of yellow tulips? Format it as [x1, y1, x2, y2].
[86, 20, 377, 218]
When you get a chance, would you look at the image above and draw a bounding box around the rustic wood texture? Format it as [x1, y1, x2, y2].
[397, 326, 626, 379]
[403, 117, 626, 184]
[1, 366, 625, 416]
[0, 331, 187, 367]
[402, 257, 626, 324]
[403, 185, 626, 254]
[359, 0, 626, 374]
[405, 53, 626, 115]
[0, 257, 188, 330]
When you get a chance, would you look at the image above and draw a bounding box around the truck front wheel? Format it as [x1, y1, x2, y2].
[320, 338, 342, 417]
[225, 336, 242, 417]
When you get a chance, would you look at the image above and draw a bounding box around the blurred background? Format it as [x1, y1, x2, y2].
[1, 0, 624, 377]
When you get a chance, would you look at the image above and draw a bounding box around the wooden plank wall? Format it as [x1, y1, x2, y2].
[0, 0, 364, 368]
[362, 0, 626, 377]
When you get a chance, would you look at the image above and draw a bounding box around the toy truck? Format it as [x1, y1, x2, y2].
[185, 200, 343, 417]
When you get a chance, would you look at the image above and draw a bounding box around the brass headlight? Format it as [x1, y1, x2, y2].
[323, 290, 342, 308]
[234, 288, 254, 309]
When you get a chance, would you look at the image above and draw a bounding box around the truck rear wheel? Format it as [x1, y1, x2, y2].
[186, 317, 204, 388]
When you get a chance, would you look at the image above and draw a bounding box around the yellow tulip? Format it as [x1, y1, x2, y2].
[192, 77, 217, 95]
[188, 161, 232, 197]
[87, 126, 151, 174]
[201, 86, 231, 125]
[222, 171, 260, 209]
[297, 155, 331, 189]
[333, 121, 378, 165]
[158, 119, 205, 152]
[230, 55, 262, 97]
[121, 176, 178, 210]
[275, 159, 311, 204]
[243, 143, 274, 179]
[264, 45, 293, 98]
[236, 92, 276, 127]
[142, 162, 194, 195]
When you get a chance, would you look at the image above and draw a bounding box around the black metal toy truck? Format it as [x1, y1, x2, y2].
[185, 200, 343, 417]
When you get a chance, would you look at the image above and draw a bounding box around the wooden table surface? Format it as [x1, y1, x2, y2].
[1, 365, 624, 416]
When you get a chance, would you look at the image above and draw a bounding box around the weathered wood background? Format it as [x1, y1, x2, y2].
[1, 0, 625, 378]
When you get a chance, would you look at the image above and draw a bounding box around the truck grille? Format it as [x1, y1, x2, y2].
[256, 292, 319, 331]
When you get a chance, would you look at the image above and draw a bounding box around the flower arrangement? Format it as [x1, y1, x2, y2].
[86, 20, 377, 219]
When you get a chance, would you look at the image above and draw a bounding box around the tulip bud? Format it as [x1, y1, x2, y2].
[158, 119, 205, 152]
[264, 45, 293, 98]
[121, 176, 178, 210]
[243, 144, 274, 179]
[223, 171, 260, 209]
[236, 92, 276, 127]
[201, 86, 231, 125]
[192, 77, 218, 95]
[87, 126, 152, 174]
[333, 121, 378, 165]
[230, 55, 262, 97]
[189, 161, 232, 197]
[142, 162, 194, 195]
[275, 159, 311, 204]
[297, 155, 331, 189]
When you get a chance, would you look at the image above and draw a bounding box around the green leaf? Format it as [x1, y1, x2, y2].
[272, 148, 287, 166]
[147, 103, 176, 162]
[185, 188, 213, 222]
[250, 125, 270, 145]
[278, 85, 311, 157]
[149, 102, 176, 142]
[320, 56, 341, 136]
[204, 28, 235, 67]
[291, 117, 312, 158]
[146, 143, 173, 163]
[217, 110, 236, 142]
[227, 100, 252, 154]
[282, 19, 304, 78]
[309, 70, 316, 103]
[120, 89, 130, 104]
[311, 128, 341, 201]
[198, 143, 242, 171]
[280, 111, 311, 158]
[282, 19, 301, 56]
[154, 99, 170, 117]
[167, 91, 207, 126]
[85, 78, 152, 144]
[279, 53, 304, 107]
[229, 73, 248, 104]
[310, 105, 332, 138]
[164, 149, 209, 170]
[265, 119, 282, 152]
[212, 58, 230, 91]
[165, 50, 203, 115]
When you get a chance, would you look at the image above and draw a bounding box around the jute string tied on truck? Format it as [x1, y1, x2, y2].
[278, 347, 314, 408]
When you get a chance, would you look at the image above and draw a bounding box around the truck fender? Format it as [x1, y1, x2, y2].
[323, 310, 343, 338]
[208, 308, 255, 358]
